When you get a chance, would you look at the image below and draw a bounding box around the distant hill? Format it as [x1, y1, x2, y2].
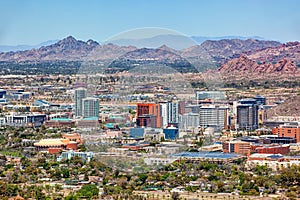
[247, 42, 300, 65]
[0, 40, 58, 52]
[0, 36, 282, 63]
[0, 35, 294, 75]
[218, 55, 298, 75]
[108, 34, 266, 49]
[108, 47, 196, 73]
[106, 34, 196, 50]
[179, 39, 282, 70]
[198, 39, 281, 63]
[0, 36, 99, 61]
[190, 35, 264, 44]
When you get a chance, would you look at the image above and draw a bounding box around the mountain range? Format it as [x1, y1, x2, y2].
[0, 40, 59, 53]
[218, 55, 297, 75]
[0, 34, 266, 52]
[190, 35, 264, 44]
[0, 35, 299, 76]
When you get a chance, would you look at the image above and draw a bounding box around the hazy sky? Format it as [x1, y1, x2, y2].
[0, 0, 300, 45]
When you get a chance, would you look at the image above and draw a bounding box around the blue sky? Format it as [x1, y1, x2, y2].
[0, 0, 300, 45]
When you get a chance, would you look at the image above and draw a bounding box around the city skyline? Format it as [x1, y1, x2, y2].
[1, 0, 300, 45]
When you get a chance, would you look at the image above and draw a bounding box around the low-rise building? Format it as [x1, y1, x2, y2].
[45, 118, 75, 128]
[223, 140, 251, 155]
[34, 135, 81, 154]
[251, 144, 290, 155]
[247, 153, 300, 171]
[144, 157, 177, 166]
[57, 150, 93, 162]
[129, 127, 145, 138]
[144, 129, 164, 142]
[272, 123, 300, 142]
[122, 142, 150, 151]
[77, 117, 99, 128]
[163, 126, 179, 140]
[5, 113, 46, 127]
[106, 129, 122, 138]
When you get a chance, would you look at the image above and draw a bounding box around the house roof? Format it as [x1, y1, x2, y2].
[34, 138, 69, 147]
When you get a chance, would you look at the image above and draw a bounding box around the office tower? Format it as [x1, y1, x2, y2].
[254, 95, 266, 105]
[160, 102, 168, 127]
[75, 88, 87, 117]
[196, 91, 226, 100]
[82, 97, 99, 118]
[179, 112, 200, 130]
[167, 102, 179, 124]
[199, 105, 229, 130]
[237, 98, 259, 130]
[137, 103, 162, 128]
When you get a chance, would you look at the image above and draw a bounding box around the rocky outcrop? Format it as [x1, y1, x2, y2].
[218, 55, 298, 75]
[247, 42, 300, 64]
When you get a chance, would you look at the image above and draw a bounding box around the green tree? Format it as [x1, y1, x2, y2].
[61, 168, 70, 178]
[64, 194, 78, 200]
[76, 184, 99, 199]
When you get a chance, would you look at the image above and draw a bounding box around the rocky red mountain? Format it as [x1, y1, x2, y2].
[181, 39, 281, 63]
[247, 42, 300, 64]
[218, 55, 298, 75]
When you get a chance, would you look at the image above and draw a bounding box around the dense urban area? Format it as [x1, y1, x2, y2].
[0, 64, 299, 200]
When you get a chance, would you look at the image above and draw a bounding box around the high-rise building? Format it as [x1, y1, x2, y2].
[160, 101, 182, 127]
[254, 95, 266, 105]
[237, 98, 259, 130]
[199, 105, 229, 130]
[196, 91, 226, 101]
[82, 97, 99, 118]
[75, 88, 87, 117]
[179, 113, 200, 130]
[160, 102, 168, 127]
[167, 102, 179, 124]
[137, 103, 162, 128]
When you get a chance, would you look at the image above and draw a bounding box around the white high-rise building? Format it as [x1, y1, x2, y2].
[160, 101, 179, 127]
[75, 88, 87, 117]
[160, 102, 168, 127]
[199, 105, 229, 130]
[168, 102, 179, 124]
[82, 97, 99, 118]
[179, 113, 200, 130]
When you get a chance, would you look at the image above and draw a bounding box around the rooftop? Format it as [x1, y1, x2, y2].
[50, 118, 71, 121]
[34, 138, 70, 147]
[249, 153, 284, 159]
[172, 151, 243, 159]
[82, 117, 98, 121]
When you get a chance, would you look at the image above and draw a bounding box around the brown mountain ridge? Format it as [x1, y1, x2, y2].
[218, 55, 298, 75]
